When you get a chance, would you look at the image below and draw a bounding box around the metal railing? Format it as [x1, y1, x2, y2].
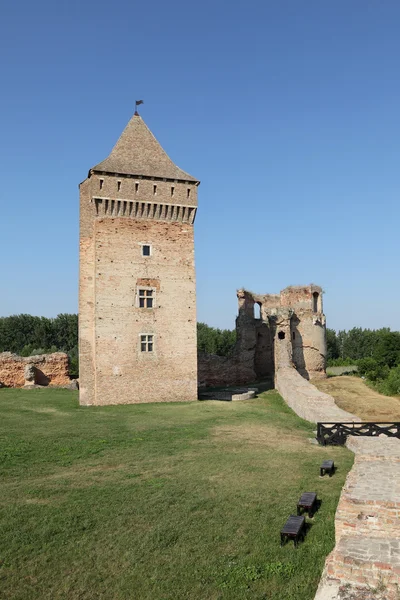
[316, 422, 400, 446]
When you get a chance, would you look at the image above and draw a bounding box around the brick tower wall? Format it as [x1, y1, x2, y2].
[79, 173, 198, 405]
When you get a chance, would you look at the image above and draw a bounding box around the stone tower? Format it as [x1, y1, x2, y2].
[79, 112, 199, 405]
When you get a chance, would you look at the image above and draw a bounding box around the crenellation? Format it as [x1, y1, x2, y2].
[88, 172, 198, 207]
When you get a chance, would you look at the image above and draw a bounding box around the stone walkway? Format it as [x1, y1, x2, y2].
[276, 365, 359, 423]
[275, 360, 400, 600]
[315, 437, 400, 600]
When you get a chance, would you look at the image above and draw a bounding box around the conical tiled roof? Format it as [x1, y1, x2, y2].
[91, 114, 198, 182]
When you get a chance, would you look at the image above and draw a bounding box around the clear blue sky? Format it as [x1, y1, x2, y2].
[1, 0, 399, 332]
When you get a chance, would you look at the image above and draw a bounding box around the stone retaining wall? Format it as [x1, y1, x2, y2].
[197, 352, 254, 387]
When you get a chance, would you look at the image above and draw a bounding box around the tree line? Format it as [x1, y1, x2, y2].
[0, 316, 237, 379]
[1, 315, 399, 394]
[327, 327, 400, 395]
[0, 314, 79, 378]
[326, 327, 400, 367]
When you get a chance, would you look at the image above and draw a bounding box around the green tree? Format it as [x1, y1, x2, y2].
[326, 328, 339, 361]
[197, 322, 236, 356]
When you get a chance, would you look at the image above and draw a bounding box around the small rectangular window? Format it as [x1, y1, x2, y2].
[153, 184, 157, 195]
[135, 182, 139, 193]
[187, 188, 191, 199]
[142, 245, 151, 256]
[171, 186, 175, 197]
[138, 289, 154, 308]
[117, 181, 121, 191]
[292, 331, 296, 340]
[100, 179, 104, 190]
[140, 334, 153, 352]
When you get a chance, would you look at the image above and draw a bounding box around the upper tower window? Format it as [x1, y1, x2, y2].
[153, 185, 157, 195]
[187, 188, 191, 199]
[313, 292, 319, 313]
[99, 179, 104, 190]
[135, 182, 139, 193]
[142, 245, 151, 257]
[117, 181, 121, 191]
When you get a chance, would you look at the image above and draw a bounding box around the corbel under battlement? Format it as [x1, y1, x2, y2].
[92, 198, 197, 224]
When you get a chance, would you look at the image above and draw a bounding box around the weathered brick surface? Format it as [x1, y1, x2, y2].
[315, 437, 400, 599]
[0, 352, 71, 387]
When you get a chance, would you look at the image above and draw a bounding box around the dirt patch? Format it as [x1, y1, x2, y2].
[213, 423, 308, 451]
[313, 376, 400, 421]
[23, 407, 70, 416]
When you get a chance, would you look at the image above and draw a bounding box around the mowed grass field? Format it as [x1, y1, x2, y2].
[0, 389, 353, 600]
[313, 375, 400, 421]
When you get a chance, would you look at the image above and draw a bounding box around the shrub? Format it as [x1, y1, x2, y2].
[357, 358, 389, 382]
[327, 358, 357, 367]
[68, 346, 79, 379]
[377, 366, 400, 396]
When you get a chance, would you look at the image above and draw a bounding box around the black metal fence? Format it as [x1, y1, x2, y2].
[316, 422, 400, 446]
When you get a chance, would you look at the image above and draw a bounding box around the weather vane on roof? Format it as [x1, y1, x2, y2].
[135, 99, 144, 115]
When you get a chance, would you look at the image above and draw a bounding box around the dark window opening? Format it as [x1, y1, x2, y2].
[278, 331, 285, 340]
[135, 182, 139, 193]
[100, 179, 104, 190]
[117, 181, 121, 191]
[142, 245, 151, 256]
[171, 186, 175, 197]
[140, 334, 153, 352]
[292, 331, 295, 340]
[153, 184, 157, 195]
[187, 188, 191, 199]
[138, 289, 153, 308]
[313, 292, 319, 313]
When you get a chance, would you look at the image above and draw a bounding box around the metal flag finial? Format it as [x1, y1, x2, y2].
[135, 99, 144, 115]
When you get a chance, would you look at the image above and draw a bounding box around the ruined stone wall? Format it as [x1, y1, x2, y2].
[0, 352, 71, 388]
[79, 173, 198, 405]
[197, 352, 255, 387]
[198, 284, 326, 388]
[292, 311, 326, 379]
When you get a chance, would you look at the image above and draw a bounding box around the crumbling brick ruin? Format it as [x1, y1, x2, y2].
[198, 284, 327, 387]
[0, 352, 73, 388]
[79, 111, 199, 405]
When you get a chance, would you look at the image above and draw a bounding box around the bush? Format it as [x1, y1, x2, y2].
[357, 357, 389, 382]
[327, 358, 357, 367]
[377, 366, 400, 396]
[68, 346, 79, 379]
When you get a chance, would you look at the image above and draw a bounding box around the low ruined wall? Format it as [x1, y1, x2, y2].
[0, 352, 72, 388]
[197, 352, 255, 387]
[275, 365, 357, 423]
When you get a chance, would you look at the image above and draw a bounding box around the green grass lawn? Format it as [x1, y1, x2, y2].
[0, 389, 353, 600]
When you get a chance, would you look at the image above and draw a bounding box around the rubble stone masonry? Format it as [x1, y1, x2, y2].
[0, 352, 71, 388]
